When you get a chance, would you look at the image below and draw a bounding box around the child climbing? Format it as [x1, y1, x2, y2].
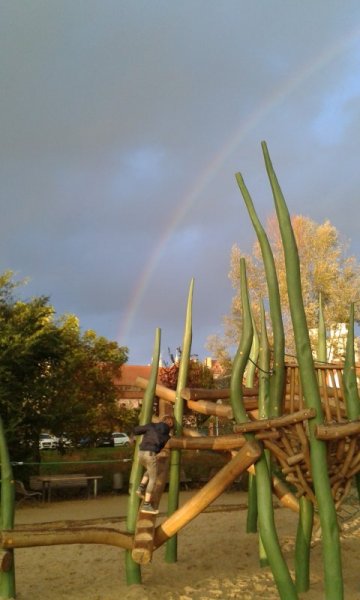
[133, 415, 174, 514]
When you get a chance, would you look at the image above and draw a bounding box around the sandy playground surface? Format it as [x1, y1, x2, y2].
[11, 490, 360, 599]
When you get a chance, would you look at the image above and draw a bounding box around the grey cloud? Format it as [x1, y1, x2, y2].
[2, 1, 360, 362]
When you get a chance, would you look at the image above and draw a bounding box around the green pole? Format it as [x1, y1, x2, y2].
[257, 300, 271, 567]
[165, 279, 193, 563]
[125, 327, 161, 585]
[236, 173, 285, 418]
[343, 303, 360, 500]
[246, 314, 259, 533]
[0, 414, 16, 599]
[246, 473, 258, 533]
[317, 292, 327, 363]
[262, 140, 343, 600]
[245, 314, 259, 388]
[230, 259, 297, 600]
[295, 496, 314, 592]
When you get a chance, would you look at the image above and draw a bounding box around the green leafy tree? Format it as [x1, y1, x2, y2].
[209, 216, 360, 361]
[0, 272, 128, 462]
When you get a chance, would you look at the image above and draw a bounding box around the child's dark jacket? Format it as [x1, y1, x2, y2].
[133, 422, 171, 454]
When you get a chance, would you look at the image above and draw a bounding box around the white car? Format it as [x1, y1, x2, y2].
[111, 432, 130, 447]
[39, 433, 58, 450]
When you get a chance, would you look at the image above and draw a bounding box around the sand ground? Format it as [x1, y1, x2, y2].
[9, 490, 360, 599]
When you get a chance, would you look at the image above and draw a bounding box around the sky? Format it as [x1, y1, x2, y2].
[1, 1, 360, 365]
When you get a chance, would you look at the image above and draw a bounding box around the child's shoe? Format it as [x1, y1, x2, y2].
[141, 502, 159, 514]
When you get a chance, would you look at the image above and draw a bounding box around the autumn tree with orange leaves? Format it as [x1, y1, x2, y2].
[207, 215, 360, 363]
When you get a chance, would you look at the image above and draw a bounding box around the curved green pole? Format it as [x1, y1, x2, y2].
[343, 303, 360, 500]
[246, 314, 259, 534]
[0, 414, 15, 599]
[165, 278, 193, 563]
[258, 300, 271, 420]
[343, 303, 360, 418]
[294, 293, 327, 589]
[236, 173, 285, 418]
[262, 140, 343, 600]
[245, 315, 259, 388]
[295, 496, 314, 592]
[258, 300, 271, 567]
[125, 327, 161, 585]
[230, 259, 297, 600]
[317, 292, 327, 363]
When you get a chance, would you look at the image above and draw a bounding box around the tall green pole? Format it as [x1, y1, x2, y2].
[165, 278, 193, 563]
[258, 300, 271, 567]
[262, 140, 343, 600]
[125, 327, 161, 585]
[317, 292, 327, 363]
[295, 496, 314, 592]
[245, 314, 259, 388]
[0, 414, 16, 599]
[236, 173, 285, 418]
[230, 259, 297, 600]
[246, 313, 259, 534]
[343, 303, 360, 500]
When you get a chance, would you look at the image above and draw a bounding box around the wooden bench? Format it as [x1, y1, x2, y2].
[15, 480, 42, 505]
[30, 474, 103, 502]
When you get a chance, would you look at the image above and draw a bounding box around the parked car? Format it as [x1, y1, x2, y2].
[95, 433, 114, 447]
[39, 433, 58, 450]
[77, 436, 94, 448]
[111, 432, 130, 447]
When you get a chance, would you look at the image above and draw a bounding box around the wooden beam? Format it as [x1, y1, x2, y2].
[233, 408, 316, 433]
[153, 440, 262, 548]
[315, 420, 360, 440]
[135, 377, 176, 402]
[186, 399, 233, 418]
[168, 431, 279, 451]
[1, 527, 133, 550]
[181, 386, 258, 401]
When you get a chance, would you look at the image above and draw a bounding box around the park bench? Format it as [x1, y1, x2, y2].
[15, 480, 42, 505]
[29, 474, 102, 502]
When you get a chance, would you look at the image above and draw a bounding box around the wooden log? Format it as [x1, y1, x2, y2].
[287, 452, 304, 466]
[272, 474, 300, 514]
[135, 377, 176, 402]
[181, 386, 258, 401]
[186, 399, 233, 418]
[233, 408, 316, 433]
[295, 422, 311, 472]
[330, 438, 357, 485]
[168, 431, 279, 451]
[131, 449, 170, 565]
[334, 478, 352, 511]
[315, 420, 360, 440]
[335, 438, 347, 462]
[263, 440, 290, 466]
[346, 452, 360, 478]
[132, 514, 156, 565]
[153, 440, 262, 548]
[1, 527, 133, 550]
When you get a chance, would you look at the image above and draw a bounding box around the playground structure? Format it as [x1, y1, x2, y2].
[0, 141, 359, 599]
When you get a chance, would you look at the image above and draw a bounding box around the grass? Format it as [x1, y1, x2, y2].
[33, 446, 242, 493]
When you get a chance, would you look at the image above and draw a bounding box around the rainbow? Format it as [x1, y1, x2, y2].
[118, 27, 360, 352]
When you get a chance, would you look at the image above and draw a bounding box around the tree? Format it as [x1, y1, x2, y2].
[209, 216, 360, 361]
[0, 272, 129, 462]
[159, 348, 214, 390]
